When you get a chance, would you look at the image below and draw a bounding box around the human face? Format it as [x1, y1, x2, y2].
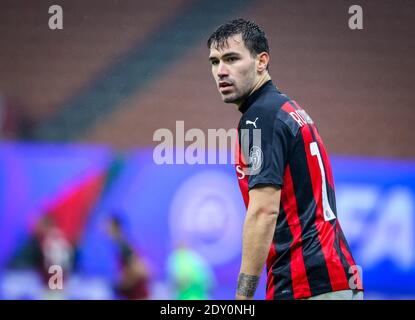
[209, 34, 257, 105]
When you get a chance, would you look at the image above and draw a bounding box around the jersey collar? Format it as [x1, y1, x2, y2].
[238, 80, 274, 114]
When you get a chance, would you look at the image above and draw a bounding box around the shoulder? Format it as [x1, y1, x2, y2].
[276, 99, 315, 137]
[239, 88, 290, 131]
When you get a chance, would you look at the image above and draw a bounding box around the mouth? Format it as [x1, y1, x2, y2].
[218, 81, 233, 93]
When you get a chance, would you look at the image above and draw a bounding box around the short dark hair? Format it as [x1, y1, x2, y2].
[207, 18, 269, 57]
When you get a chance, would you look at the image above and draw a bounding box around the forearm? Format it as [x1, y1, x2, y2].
[236, 208, 278, 299]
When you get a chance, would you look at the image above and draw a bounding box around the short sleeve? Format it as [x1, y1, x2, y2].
[242, 112, 292, 190]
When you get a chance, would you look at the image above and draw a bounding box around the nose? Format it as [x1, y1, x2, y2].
[217, 61, 229, 78]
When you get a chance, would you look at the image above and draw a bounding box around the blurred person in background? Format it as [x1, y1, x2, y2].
[166, 242, 215, 300]
[34, 215, 74, 288]
[6, 214, 73, 299]
[107, 215, 150, 300]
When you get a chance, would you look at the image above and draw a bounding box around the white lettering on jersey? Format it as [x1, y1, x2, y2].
[289, 111, 307, 127]
[236, 165, 246, 180]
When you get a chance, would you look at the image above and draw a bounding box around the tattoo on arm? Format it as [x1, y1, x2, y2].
[237, 273, 260, 297]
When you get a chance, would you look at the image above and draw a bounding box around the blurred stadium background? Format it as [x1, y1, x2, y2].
[0, 0, 414, 299]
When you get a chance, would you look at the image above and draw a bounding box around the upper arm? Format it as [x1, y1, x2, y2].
[239, 108, 292, 191]
[248, 185, 281, 215]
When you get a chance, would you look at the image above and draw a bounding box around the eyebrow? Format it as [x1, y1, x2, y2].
[209, 52, 241, 62]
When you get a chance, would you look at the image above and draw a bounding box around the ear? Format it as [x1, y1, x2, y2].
[257, 52, 269, 72]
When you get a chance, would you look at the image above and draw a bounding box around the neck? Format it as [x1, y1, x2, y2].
[236, 72, 271, 109]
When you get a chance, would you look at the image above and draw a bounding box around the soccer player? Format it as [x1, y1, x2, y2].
[207, 19, 363, 300]
[108, 216, 150, 299]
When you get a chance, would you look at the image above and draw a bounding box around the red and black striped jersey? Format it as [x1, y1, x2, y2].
[235, 80, 363, 300]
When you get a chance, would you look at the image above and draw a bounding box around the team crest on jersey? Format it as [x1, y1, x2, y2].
[249, 146, 263, 174]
